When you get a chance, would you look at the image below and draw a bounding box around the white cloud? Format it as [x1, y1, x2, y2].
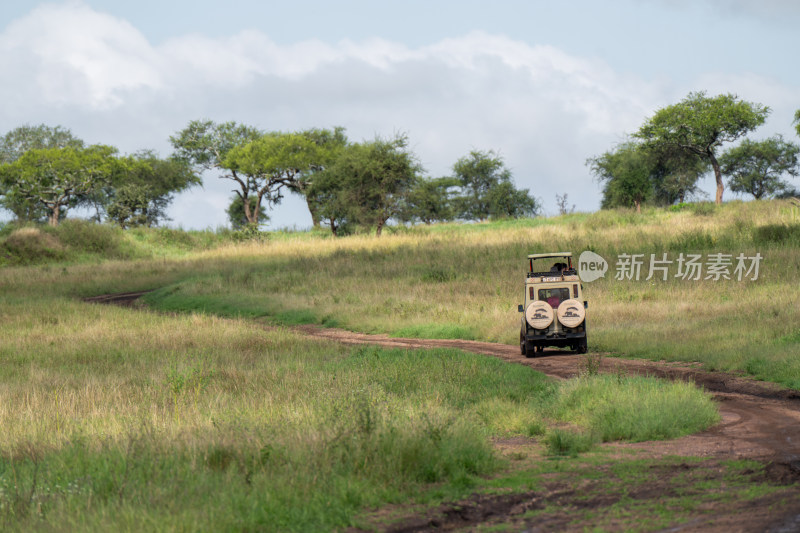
[1, 2, 797, 227]
[0, 1, 163, 109]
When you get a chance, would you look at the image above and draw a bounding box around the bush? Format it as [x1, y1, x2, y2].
[545, 429, 597, 456]
[0, 227, 65, 264]
[553, 375, 719, 442]
[690, 202, 717, 216]
[752, 223, 800, 245]
[47, 219, 130, 258]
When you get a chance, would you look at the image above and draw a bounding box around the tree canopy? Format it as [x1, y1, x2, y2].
[452, 149, 539, 220]
[0, 145, 118, 226]
[399, 176, 459, 225]
[0, 125, 86, 221]
[106, 151, 200, 228]
[636, 92, 769, 204]
[720, 136, 800, 200]
[289, 127, 348, 226]
[587, 142, 654, 212]
[170, 120, 263, 224]
[222, 133, 320, 226]
[309, 135, 421, 236]
[0, 124, 84, 164]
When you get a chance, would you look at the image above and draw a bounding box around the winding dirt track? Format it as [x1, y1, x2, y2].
[86, 292, 800, 530]
[297, 324, 800, 464]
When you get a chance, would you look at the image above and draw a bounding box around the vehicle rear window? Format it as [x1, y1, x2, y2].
[539, 288, 570, 308]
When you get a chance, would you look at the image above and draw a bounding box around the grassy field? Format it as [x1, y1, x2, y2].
[1, 200, 797, 530]
[139, 199, 800, 388]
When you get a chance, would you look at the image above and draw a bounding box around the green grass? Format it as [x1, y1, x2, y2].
[5, 199, 798, 529]
[0, 242, 720, 530]
[553, 374, 720, 442]
[132, 199, 800, 388]
[0, 219, 232, 266]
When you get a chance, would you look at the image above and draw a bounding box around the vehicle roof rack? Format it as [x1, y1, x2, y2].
[527, 252, 572, 260]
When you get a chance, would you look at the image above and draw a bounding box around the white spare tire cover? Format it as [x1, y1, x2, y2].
[525, 301, 554, 329]
[557, 299, 585, 328]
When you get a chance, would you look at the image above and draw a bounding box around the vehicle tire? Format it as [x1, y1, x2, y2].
[520, 331, 528, 356]
[576, 339, 588, 354]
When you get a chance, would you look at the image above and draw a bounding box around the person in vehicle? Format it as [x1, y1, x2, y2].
[541, 288, 569, 309]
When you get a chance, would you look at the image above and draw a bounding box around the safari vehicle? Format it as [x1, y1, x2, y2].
[518, 252, 587, 356]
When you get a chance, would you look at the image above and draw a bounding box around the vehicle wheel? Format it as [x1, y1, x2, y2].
[520, 331, 528, 356]
[576, 339, 588, 354]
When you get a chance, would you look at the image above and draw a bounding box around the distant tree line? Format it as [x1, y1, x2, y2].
[0, 122, 539, 233]
[169, 121, 539, 235]
[588, 92, 800, 210]
[0, 125, 200, 227]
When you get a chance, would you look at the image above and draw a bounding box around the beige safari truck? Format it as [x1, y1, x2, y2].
[518, 252, 587, 356]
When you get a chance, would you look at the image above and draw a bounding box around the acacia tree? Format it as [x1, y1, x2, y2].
[720, 136, 800, 200]
[0, 124, 84, 163]
[222, 133, 319, 226]
[226, 196, 268, 230]
[398, 176, 459, 225]
[312, 135, 421, 236]
[636, 92, 770, 205]
[650, 146, 708, 205]
[452, 150, 538, 220]
[289, 127, 348, 226]
[587, 142, 654, 212]
[105, 151, 200, 227]
[0, 124, 85, 221]
[304, 168, 351, 236]
[0, 145, 117, 226]
[170, 120, 262, 223]
[452, 150, 510, 220]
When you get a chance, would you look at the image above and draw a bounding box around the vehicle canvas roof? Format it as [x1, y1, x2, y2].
[527, 252, 572, 260]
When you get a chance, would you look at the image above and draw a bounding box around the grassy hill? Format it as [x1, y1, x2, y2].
[0, 200, 797, 530]
[133, 199, 800, 388]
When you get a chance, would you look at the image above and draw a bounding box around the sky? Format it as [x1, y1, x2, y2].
[1, 0, 798, 229]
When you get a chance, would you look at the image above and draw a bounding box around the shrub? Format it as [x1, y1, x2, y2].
[0, 227, 65, 264]
[47, 219, 130, 258]
[554, 375, 719, 442]
[545, 429, 597, 456]
[752, 223, 800, 245]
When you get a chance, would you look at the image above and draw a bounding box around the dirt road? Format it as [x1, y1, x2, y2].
[87, 293, 800, 530]
[297, 324, 800, 464]
[296, 326, 800, 531]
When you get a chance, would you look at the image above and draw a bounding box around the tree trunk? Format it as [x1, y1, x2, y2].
[375, 218, 385, 236]
[635, 199, 641, 213]
[307, 198, 321, 227]
[709, 150, 724, 205]
[241, 193, 254, 224]
[329, 217, 337, 236]
[48, 204, 60, 226]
